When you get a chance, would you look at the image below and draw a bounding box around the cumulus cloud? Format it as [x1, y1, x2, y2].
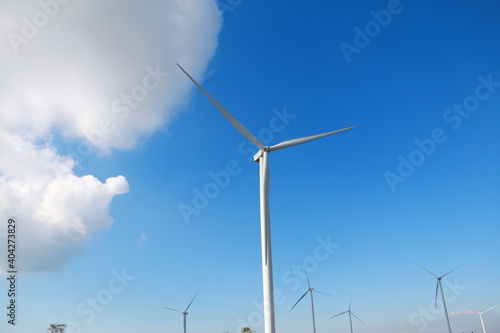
[0, 0, 221, 271]
[0, 129, 129, 271]
[1, 0, 221, 151]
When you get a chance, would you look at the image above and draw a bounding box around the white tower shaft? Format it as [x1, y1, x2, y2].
[258, 150, 276, 333]
[438, 279, 453, 333]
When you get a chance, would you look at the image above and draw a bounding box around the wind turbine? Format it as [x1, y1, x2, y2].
[330, 295, 365, 333]
[464, 304, 497, 333]
[289, 268, 333, 333]
[416, 264, 460, 333]
[177, 63, 356, 333]
[163, 291, 199, 333]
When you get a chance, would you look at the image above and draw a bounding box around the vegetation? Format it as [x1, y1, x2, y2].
[47, 323, 66, 333]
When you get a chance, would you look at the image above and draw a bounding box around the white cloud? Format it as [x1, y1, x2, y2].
[0, 0, 221, 151]
[449, 310, 475, 317]
[0, 0, 222, 271]
[135, 232, 147, 248]
[0, 129, 129, 271]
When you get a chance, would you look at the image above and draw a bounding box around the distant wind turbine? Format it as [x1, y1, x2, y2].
[330, 295, 365, 333]
[163, 291, 199, 333]
[464, 304, 497, 333]
[177, 64, 356, 333]
[416, 264, 460, 333]
[289, 268, 333, 333]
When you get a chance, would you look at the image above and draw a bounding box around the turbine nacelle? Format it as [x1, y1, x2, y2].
[254, 147, 271, 162]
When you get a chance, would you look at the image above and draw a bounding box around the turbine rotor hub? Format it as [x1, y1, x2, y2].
[253, 146, 271, 162]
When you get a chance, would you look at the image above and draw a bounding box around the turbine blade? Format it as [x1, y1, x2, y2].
[440, 266, 460, 278]
[349, 293, 352, 310]
[177, 64, 264, 149]
[464, 304, 478, 311]
[269, 126, 357, 152]
[351, 312, 366, 325]
[330, 310, 348, 319]
[163, 307, 183, 313]
[482, 305, 498, 313]
[434, 282, 439, 308]
[312, 289, 333, 297]
[290, 290, 310, 312]
[415, 263, 438, 278]
[304, 266, 311, 289]
[184, 290, 199, 312]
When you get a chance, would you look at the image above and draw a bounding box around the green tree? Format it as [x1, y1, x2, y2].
[242, 327, 254, 333]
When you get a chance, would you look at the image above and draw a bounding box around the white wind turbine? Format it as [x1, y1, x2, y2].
[177, 64, 356, 333]
[289, 268, 333, 333]
[417, 264, 460, 333]
[163, 291, 199, 333]
[464, 304, 497, 333]
[330, 295, 365, 333]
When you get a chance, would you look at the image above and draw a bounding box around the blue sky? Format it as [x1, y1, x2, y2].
[0, 1, 499, 333]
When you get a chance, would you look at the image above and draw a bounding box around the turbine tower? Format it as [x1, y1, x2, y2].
[289, 268, 333, 333]
[178, 64, 356, 333]
[330, 295, 365, 333]
[163, 291, 199, 333]
[417, 264, 460, 333]
[465, 304, 497, 333]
